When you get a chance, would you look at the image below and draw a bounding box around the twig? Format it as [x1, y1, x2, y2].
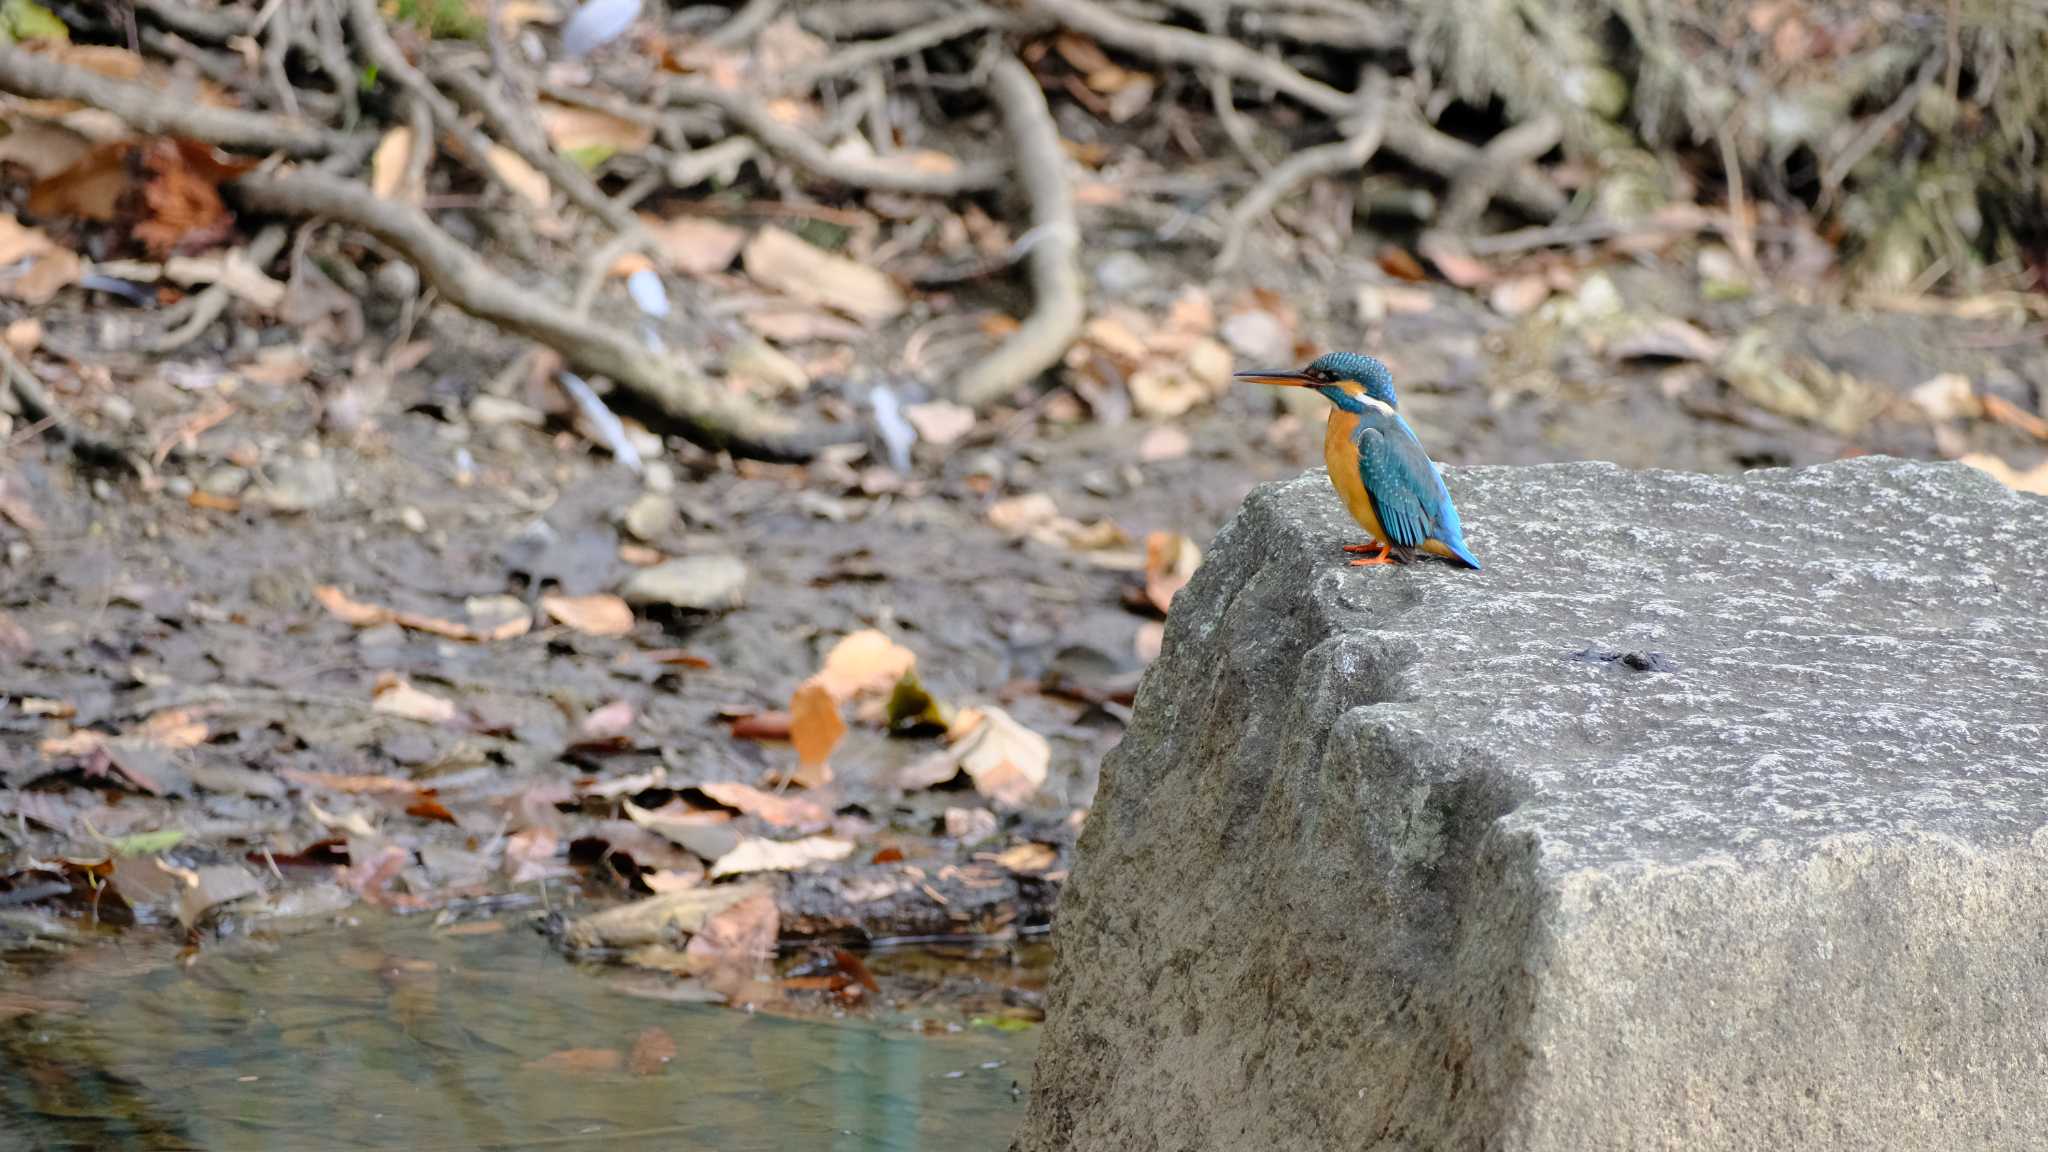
[1821, 58, 1940, 207]
[1026, 0, 1350, 113]
[133, 0, 250, 42]
[1715, 119, 1756, 276]
[435, 63, 643, 234]
[150, 226, 291, 353]
[785, 7, 1007, 90]
[1435, 113, 1562, 233]
[1214, 70, 1387, 272]
[229, 167, 853, 460]
[657, 79, 1005, 195]
[309, 0, 360, 128]
[260, 0, 299, 119]
[954, 57, 1085, 408]
[341, 0, 526, 203]
[1024, 0, 1561, 220]
[0, 40, 336, 155]
[2, 346, 135, 471]
[706, 0, 784, 47]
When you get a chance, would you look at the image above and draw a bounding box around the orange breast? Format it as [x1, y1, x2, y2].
[1322, 408, 1386, 544]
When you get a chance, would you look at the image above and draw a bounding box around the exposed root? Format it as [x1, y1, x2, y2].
[229, 167, 855, 461]
[150, 226, 292, 354]
[954, 56, 1086, 408]
[0, 39, 338, 155]
[1435, 113, 1564, 234]
[1215, 70, 1389, 273]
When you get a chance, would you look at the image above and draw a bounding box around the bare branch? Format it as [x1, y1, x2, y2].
[1215, 71, 1388, 272]
[230, 167, 856, 461]
[0, 40, 338, 155]
[954, 56, 1086, 408]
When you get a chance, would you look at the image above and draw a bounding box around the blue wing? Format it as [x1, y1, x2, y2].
[1352, 408, 1476, 565]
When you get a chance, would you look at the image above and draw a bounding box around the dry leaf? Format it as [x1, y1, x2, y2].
[1135, 620, 1165, 664]
[903, 401, 975, 446]
[163, 250, 286, 310]
[740, 307, 864, 345]
[538, 102, 654, 156]
[578, 700, 637, 743]
[1417, 233, 1493, 288]
[541, 592, 635, 636]
[742, 227, 904, 323]
[372, 678, 459, 725]
[644, 215, 746, 276]
[405, 798, 458, 825]
[487, 145, 552, 208]
[314, 585, 388, 625]
[0, 120, 95, 181]
[695, 781, 829, 829]
[682, 887, 779, 976]
[788, 679, 844, 788]
[1143, 531, 1202, 614]
[990, 841, 1058, 873]
[1908, 373, 1980, 424]
[1983, 393, 2048, 441]
[1487, 275, 1550, 317]
[370, 125, 415, 200]
[174, 863, 263, 929]
[504, 827, 567, 884]
[1127, 362, 1207, 419]
[728, 711, 793, 741]
[987, 492, 1062, 537]
[954, 705, 1050, 809]
[1962, 453, 2048, 496]
[0, 215, 56, 265]
[4, 318, 42, 357]
[1138, 426, 1191, 462]
[813, 630, 918, 701]
[708, 835, 855, 878]
[137, 709, 208, 749]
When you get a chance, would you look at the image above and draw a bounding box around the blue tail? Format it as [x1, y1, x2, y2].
[1442, 537, 1482, 570]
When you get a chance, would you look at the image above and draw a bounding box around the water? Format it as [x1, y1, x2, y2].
[0, 914, 1037, 1151]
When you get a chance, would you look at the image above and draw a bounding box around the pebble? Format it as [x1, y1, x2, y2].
[399, 506, 427, 534]
[468, 395, 546, 428]
[620, 554, 749, 613]
[1094, 251, 1154, 296]
[642, 460, 676, 494]
[164, 476, 195, 499]
[201, 465, 250, 497]
[622, 492, 677, 543]
[260, 456, 340, 512]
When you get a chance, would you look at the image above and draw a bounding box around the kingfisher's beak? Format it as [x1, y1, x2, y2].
[1233, 369, 1315, 388]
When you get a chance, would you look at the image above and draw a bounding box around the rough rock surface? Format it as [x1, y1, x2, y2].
[1017, 457, 2048, 1152]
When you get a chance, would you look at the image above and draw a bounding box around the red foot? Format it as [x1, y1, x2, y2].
[1348, 553, 1398, 567]
[1341, 543, 1389, 557]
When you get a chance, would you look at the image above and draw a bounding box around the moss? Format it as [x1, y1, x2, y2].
[389, 0, 484, 40]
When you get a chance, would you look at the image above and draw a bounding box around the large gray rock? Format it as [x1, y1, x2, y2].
[1019, 457, 2048, 1152]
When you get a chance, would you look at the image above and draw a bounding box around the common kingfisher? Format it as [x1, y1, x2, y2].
[1235, 352, 1482, 570]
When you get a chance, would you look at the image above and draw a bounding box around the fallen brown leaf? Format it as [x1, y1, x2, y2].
[742, 227, 904, 323]
[562, 882, 768, 949]
[695, 781, 830, 829]
[644, 214, 746, 276]
[405, 799, 458, 825]
[1417, 233, 1493, 288]
[788, 679, 844, 788]
[504, 827, 566, 884]
[1962, 453, 2048, 496]
[537, 102, 654, 156]
[1143, 531, 1202, 614]
[813, 629, 918, 701]
[1983, 394, 2048, 441]
[989, 841, 1058, 873]
[708, 834, 855, 878]
[541, 592, 635, 637]
[371, 678, 459, 725]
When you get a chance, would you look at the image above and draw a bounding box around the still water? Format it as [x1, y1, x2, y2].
[0, 913, 1036, 1151]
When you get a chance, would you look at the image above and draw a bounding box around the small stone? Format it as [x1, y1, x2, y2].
[622, 492, 677, 543]
[1094, 251, 1154, 296]
[1575, 273, 1623, 318]
[163, 475, 195, 499]
[91, 477, 114, 501]
[372, 260, 419, 300]
[399, 506, 427, 533]
[98, 394, 135, 426]
[200, 465, 250, 497]
[259, 456, 340, 513]
[468, 395, 546, 428]
[1489, 275, 1551, 317]
[1219, 310, 1291, 364]
[620, 554, 748, 613]
[642, 461, 676, 494]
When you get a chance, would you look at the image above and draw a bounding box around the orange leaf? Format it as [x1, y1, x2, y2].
[788, 680, 844, 788]
[314, 585, 391, 626]
[812, 629, 916, 702]
[405, 799, 458, 824]
[695, 781, 829, 829]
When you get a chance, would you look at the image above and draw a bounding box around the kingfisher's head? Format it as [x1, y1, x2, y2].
[1233, 352, 1397, 411]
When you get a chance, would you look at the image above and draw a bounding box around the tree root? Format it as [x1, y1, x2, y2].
[0, 39, 338, 155]
[1214, 71, 1388, 273]
[229, 167, 855, 461]
[954, 56, 1086, 408]
[657, 79, 1007, 196]
[149, 226, 292, 354]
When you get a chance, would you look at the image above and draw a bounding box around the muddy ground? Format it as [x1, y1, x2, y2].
[4, 234, 2046, 1016]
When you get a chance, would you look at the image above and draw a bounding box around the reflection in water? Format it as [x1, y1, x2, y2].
[0, 915, 1035, 1151]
